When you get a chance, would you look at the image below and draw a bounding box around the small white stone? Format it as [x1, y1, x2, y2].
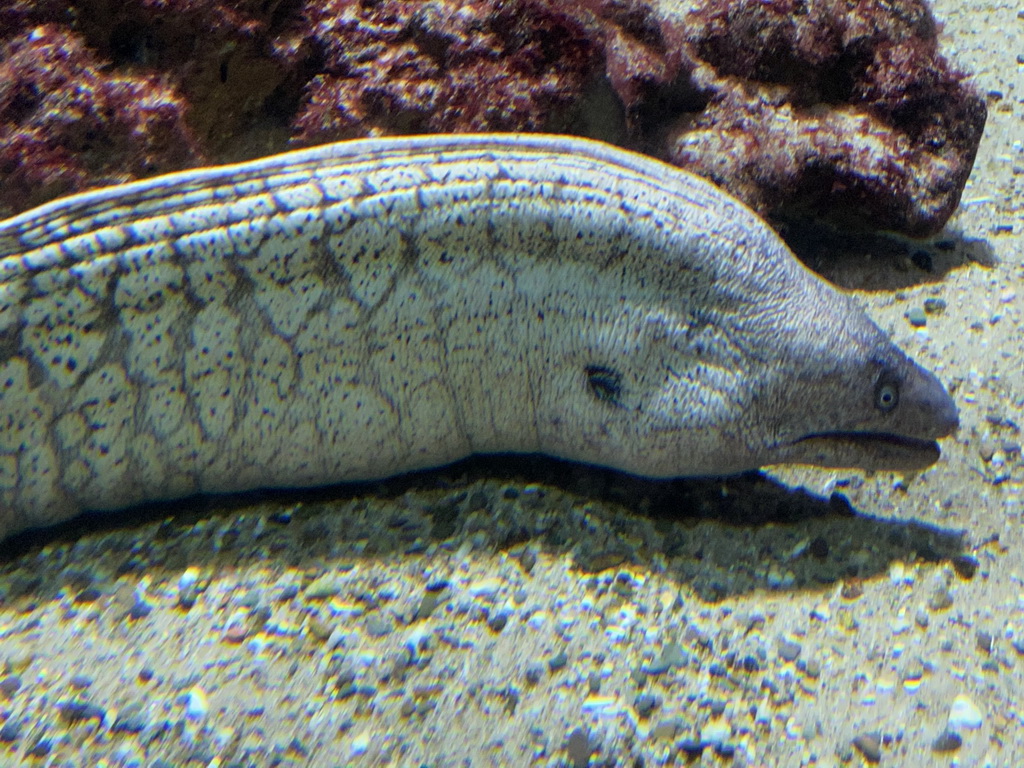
[467, 577, 503, 599]
[327, 598, 364, 618]
[891, 616, 911, 635]
[526, 610, 549, 630]
[184, 686, 209, 720]
[888, 562, 906, 585]
[947, 695, 984, 730]
[404, 626, 431, 656]
[581, 695, 621, 717]
[875, 675, 896, 693]
[178, 567, 200, 592]
[350, 732, 370, 756]
[701, 717, 731, 745]
[755, 700, 772, 727]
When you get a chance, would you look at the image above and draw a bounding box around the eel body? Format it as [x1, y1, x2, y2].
[0, 134, 958, 539]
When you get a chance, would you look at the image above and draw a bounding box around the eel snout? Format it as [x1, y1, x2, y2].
[783, 361, 959, 472]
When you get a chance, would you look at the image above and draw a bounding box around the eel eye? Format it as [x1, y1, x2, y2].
[875, 377, 899, 412]
[585, 364, 623, 406]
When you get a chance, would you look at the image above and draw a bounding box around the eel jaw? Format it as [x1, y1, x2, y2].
[777, 432, 942, 472]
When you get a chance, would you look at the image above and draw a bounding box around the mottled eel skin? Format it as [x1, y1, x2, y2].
[0, 134, 958, 539]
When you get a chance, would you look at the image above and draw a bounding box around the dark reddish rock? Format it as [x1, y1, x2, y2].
[290, 0, 601, 140]
[661, 0, 987, 235]
[0, 0, 985, 237]
[0, 24, 198, 216]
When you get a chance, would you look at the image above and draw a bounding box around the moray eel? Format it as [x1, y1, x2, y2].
[0, 134, 958, 540]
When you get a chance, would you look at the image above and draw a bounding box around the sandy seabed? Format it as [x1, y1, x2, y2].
[0, 1, 1021, 766]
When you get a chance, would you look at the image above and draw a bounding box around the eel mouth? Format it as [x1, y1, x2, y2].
[781, 432, 942, 472]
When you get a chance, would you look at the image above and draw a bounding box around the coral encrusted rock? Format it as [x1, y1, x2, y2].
[0, 0, 985, 237]
[660, 0, 988, 235]
[0, 24, 198, 215]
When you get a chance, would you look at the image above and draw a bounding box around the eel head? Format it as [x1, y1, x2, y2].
[764, 326, 959, 473]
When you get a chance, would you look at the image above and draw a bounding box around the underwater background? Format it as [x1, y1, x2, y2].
[0, 1, 1021, 765]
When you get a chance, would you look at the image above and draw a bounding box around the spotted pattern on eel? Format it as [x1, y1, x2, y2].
[0, 134, 958, 540]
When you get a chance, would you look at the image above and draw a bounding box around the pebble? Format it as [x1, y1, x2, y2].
[527, 610, 548, 630]
[486, 609, 510, 633]
[928, 586, 954, 611]
[705, 699, 726, 717]
[714, 742, 736, 758]
[652, 717, 684, 740]
[901, 660, 924, 691]
[700, 717, 731, 745]
[841, 580, 864, 600]
[223, 612, 251, 643]
[661, 640, 689, 666]
[350, 731, 370, 757]
[69, 674, 93, 690]
[1012, 635, 1024, 656]
[800, 658, 821, 679]
[633, 693, 659, 718]
[0, 720, 21, 743]
[777, 637, 802, 662]
[581, 695, 622, 717]
[906, 307, 927, 327]
[57, 699, 106, 724]
[932, 730, 963, 752]
[177, 584, 199, 610]
[947, 695, 984, 730]
[976, 630, 994, 654]
[413, 590, 445, 620]
[952, 555, 980, 580]
[26, 737, 52, 757]
[275, 583, 300, 601]
[112, 703, 149, 734]
[178, 567, 199, 592]
[519, 549, 537, 574]
[852, 731, 882, 763]
[547, 651, 568, 672]
[978, 435, 997, 462]
[890, 615, 911, 635]
[645, 642, 687, 674]
[467, 577, 503, 599]
[304, 574, 345, 600]
[185, 686, 209, 720]
[74, 586, 102, 603]
[566, 726, 592, 768]
[766, 564, 795, 589]
[129, 599, 153, 620]
[364, 614, 393, 638]
[679, 739, 706, 757]
[0, 676, 22, 697]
